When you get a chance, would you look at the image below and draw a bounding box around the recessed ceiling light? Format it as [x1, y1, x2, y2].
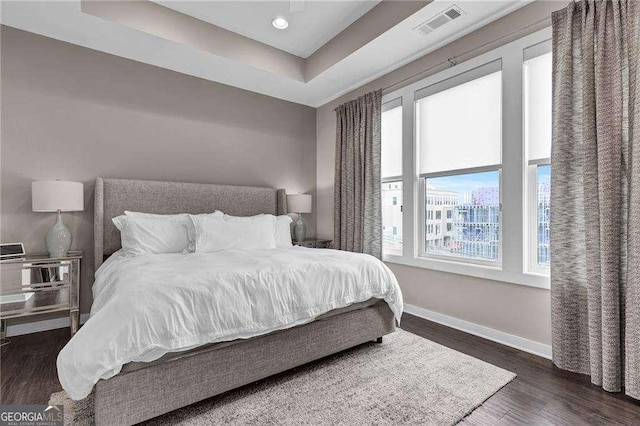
[272, 17, 289, 30]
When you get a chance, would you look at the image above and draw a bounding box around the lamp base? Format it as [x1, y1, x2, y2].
[46, 210, 72, 258]
[294, 214, 306, 243]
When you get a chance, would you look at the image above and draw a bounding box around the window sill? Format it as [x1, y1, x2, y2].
[382, 255, 550, 290]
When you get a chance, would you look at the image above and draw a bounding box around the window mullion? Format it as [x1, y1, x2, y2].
[501, 50, 525, 274]
[401, 87, 415, 259]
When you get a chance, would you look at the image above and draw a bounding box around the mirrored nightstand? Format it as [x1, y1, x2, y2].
[0, 251, 82, 337]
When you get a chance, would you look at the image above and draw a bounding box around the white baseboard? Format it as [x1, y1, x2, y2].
[403, 303, 552, 360]
[6, 313, 90, 337]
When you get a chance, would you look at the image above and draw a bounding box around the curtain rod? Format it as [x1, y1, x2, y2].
[382, 16, 552, 95]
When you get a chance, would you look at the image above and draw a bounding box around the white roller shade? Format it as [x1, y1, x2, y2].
[381, 105, 403, 178]
[417, 69, 502, 174]
[524, 52, 552, 161]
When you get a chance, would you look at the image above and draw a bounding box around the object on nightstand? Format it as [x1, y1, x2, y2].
[0, 243, 25, 260]
[32, 180, 84, 258]
[287, 193, 312, 243]
[293, 238, 332, 249]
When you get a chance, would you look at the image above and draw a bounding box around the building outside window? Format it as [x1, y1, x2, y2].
[425, 172, 500, 261]
[381, 101, 403, 256]
[536, 166, 551, 264]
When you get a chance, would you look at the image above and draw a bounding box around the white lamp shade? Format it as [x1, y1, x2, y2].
[32, 181, 84, 212]
[287, 193, 312, 214]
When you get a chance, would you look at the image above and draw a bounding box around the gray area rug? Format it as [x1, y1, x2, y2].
[49, 329, 515, 425]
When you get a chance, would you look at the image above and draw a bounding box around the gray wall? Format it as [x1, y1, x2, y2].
[316, 1, 564, 346]
[0, 26, 317, 315]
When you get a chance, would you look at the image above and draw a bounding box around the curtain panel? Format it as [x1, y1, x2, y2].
[550, 0, 639, 398]
[333, 90, 382, 258]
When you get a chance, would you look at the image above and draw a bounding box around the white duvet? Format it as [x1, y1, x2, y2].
[57, 248, 403, 400]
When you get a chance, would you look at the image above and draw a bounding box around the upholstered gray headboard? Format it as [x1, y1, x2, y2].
[94, 178, 287, 270]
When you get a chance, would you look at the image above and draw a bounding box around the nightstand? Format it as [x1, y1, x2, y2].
[0, 251, 82, 338]
[293, 239, 332, 249]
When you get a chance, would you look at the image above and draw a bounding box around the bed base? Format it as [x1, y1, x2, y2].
[94, 302, 395, 425]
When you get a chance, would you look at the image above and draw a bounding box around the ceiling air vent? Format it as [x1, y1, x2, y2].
[413, 6, 465, 36]
[444, 7, 462, 20]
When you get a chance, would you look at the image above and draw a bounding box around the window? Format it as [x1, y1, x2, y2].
[524, 48, 552, 273]
[424, 171, 500, 261]
[536, 165, 551, 264]
[382, 181, 402, 256]
[381, 100, 403, 256]
[417, 62, 502, 264]
[380, 28, 551, 289]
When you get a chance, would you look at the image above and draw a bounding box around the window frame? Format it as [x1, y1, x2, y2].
[381, 27, 552, 290]
[523, 41, 552, 276]
[418, 167, 503, 267]
[381, 98, 404, 257]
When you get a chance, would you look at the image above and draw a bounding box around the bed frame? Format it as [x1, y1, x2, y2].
[92, 178, 396, 425]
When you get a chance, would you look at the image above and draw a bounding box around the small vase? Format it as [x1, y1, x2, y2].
[294, 214, 306, 242]
[46, 210, 72, 258]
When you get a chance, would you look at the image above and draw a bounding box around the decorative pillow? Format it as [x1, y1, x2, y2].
[113, 215, 191, 256]
[190, 213, 277, 253]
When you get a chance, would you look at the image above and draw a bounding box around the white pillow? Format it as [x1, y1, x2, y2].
[276, 215, 293, 248]
[213, 211, 293, 249]
[113, 215, 191, 256]
[124, 211, 223, 253]
[191, 213, 277, 252]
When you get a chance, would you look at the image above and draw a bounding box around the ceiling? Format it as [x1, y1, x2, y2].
[153, 1, 381, 58]
[0, 1, 532, 107]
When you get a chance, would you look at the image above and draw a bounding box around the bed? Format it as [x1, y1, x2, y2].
[61, 178, 399, 425]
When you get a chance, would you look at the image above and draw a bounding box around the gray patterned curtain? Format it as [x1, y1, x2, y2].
[334, 90, 382, 258]
[551, 0, 639, 399]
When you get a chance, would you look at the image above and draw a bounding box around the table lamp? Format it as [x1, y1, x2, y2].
[32, 180, 84, 258]
[287, 193, 312, 243]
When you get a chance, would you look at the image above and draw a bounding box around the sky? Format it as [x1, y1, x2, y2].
[537, 164, 550, 185]
[426, 166, 550, 195]
[426, 170, 499, 205]
[427, 170, 498, 192]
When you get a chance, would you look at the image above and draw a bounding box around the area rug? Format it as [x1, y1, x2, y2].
[49, 329, 515, 425]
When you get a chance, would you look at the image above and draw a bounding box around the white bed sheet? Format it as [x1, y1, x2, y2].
[57, 248, 403, 400]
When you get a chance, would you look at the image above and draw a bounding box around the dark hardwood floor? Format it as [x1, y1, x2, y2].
[400, 315, 640, 425]
[2, 314, 639, 425]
